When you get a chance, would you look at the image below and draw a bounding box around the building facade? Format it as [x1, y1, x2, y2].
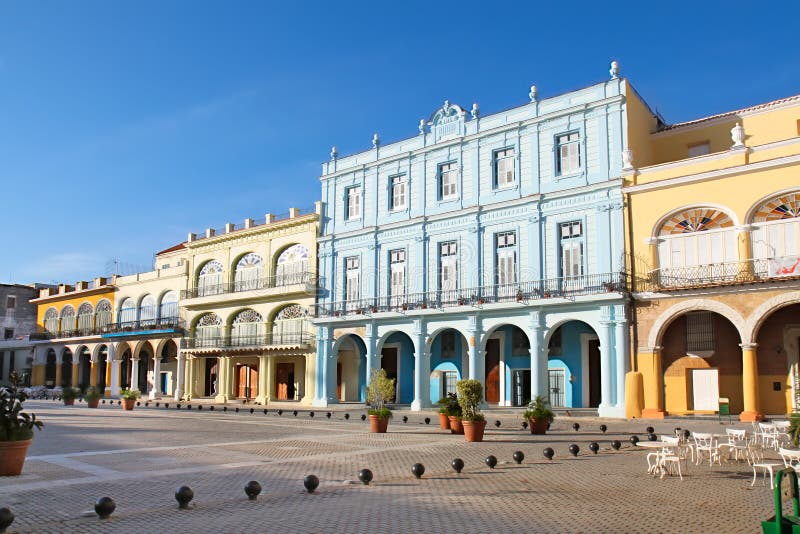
[312, 64, 631, 417]
[179, 205, 320, 405]
[0, 284, 41, 386]
[624, 92, 800, 420]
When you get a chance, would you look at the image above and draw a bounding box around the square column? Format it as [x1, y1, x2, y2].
[256, 354, 269, 404]
[55, 355, 63, 388]
[150, 354, 162, 399]
[598, 320, 613, 413]
[639, 347, 666, 419]
[740, 343, 764, 422]
[71, 362, 79, 387]
[529, 320, 547, 400]
[411, 325, 430, 411]
[130, 359, 140, 393]
[174, 351, 186, 400]
[108, 345, 119, 396]
[313, 327, 334, 406]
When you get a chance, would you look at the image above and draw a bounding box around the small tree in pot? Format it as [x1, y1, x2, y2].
[120, 389, 141, 411]
[365, 368, 395, 433]
[0, 372, 44, 476]
[61, 386, 79, 406]
[436, 393, 460, 430]
[84, 386, 102, 408]
[524, 395, 554, 435]
[456, 379, 486, 442]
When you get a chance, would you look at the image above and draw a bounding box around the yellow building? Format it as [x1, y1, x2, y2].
[179, 204, 321, 405]
[623, 92, 800, 420]
[29, 279, 116, 391]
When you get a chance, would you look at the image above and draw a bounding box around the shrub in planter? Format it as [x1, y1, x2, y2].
[456, 379, 486, 442]
[84, 387, 102, 408]
[61, 386, 79, 406]
[365, 369, 395, 433]
[120, 389, 141, 411]
[524, 395, 554, 435]
[0, 372, 44, 476]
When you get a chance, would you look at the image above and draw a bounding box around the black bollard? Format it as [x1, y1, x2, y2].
[599, 424, 607, 433]
[611, 440, 621, 450]
[136, 401, 141, 406]
[263, 409, 268, 415]
[572, 422, 580, 432]
[494, 420, 501, 428]
[411, 463, 425, 479]
[521, 421, 528, 430]
[358, 469, 373, 485]
[424, 417, 430, 425]
[293, 410, 298, 417]
[326, 412, 332, 419]
[589, 442, 599, 454]
[630, 435, 639, 445]
[309, 411, 314, 418]
[543, 447, 554, 461]
[0, 507, 13, 533]
[250, 408, 254, 414]
[360, 414, 367, 421]
[569, 444, 580, 457]
[344, 413, 350, 420]
[235, 407, 239, 414]
[175, 486, 194, 509]
[451, 458, 464, 473]
[209, 405, 214, 411]
[485, 455, 498, 469]
[244, 481, 262, 501]
[198, 405, 203, 411]
[647, 433, 657, 442]
[223, 406, 228, 412]
[512, 451, 525, 464]
[304, 475, 319, 493]
[277, 409, 283, 416]
[164, 403, 169, 409]
[94, 497, 116, 519]
[645, 426, 654, 434]
[176, 404, 181, 409]
[156, 402, 160, 407]
[402, 415, 408, 423]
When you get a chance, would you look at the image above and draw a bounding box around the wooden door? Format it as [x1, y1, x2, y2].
[381, 348, 398, 401]
[249, 366, 258, 399]
[236, 365, 258, 399]
[276, 363, 294, 400]
[588, 339, 601, 408]
[485, 339, 500, 404]
[337, 362, 342, 400]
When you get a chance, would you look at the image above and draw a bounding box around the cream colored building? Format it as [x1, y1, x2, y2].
[180, 204, 321, 405]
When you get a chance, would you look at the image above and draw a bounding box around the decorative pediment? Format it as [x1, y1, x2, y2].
[428, 100, 466, 141]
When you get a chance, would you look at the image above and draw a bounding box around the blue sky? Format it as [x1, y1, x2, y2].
[1, 1, 798, 284]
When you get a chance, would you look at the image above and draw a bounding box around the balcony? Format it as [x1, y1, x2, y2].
[180, 272, 319, 302]
[311, 272, 627, 318]
[636, 257, 800, 292]
[29, 318, 186, 341]
[181, 332, 314, 351]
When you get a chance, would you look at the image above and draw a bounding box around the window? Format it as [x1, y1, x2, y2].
[6, 296, 15, 310]
[346, 186, 361, 220]
[686, 311, 715, 353]
[439, 241, 458, 293]
[494, 148, 515, 187]
[345, 257, 360, 302]
[548, 328, 563, 356]
[496, 231, 518, 287]
[442, 370, 458, 396]
[389, 175, 406, 211]
[3, 329, 12, 340]
[441, 331, 456, 359]
[389, 249, 406, 304]
[556, 133, 581, 175]
[687, 141, 710, 158]
[559, 221, 584, 278]
[438, 162, 458, 200]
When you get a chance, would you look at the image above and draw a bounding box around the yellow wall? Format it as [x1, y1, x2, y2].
[624, 82, 658, 169]
[35, 290, 116, 330]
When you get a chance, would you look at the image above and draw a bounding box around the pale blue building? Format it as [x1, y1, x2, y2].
[311, 63, 631, 417]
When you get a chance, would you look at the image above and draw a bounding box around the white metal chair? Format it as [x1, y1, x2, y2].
[693, 432, 721, 466]
[759, 423, 780, 449]
[779, 447, 800, 469]
[657, 435, 684, 480]
[748, 442, 782, 489]
[719, 428, 748, 462]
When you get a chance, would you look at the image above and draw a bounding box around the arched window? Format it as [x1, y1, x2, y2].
[272, 304, 307, 344]
[96, 300, 112, 329]
[159, 291, 178, 322]
[197, 260, 224, 296]
[234, 253, 263, 291]
[656, 208, 737, 283]
[60, 305, 76, 333]
[44, 307, 59, 333]
[139, 294, 156, 326]
[231, 309, 263, 346]
[275, 245, 309, 286]
[119, 298, 136, 325]
[77, 302, 94, 333]
[751, 192, 800, 276]
[195, 313, 222, 347]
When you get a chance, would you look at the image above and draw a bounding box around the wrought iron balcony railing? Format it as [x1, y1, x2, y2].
[311, 272, 627, 318]
[181, 332, 314, 350]
[29, 318, 185, 340]
[635, 257, 800, 292]
[181, 272, 319, 299]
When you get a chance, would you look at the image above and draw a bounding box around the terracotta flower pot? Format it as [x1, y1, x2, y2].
[121, 398, 136, 411]
[448, 416, 464, 435]
[0, 439, 32, 476]
[528, 418, 550, 435]
[462, 419, 487, 442]
[63, 398, 75, 406]
[438, 413, 450, 430]
[369, 415, 389, 433]
[87, 398, 100, 409]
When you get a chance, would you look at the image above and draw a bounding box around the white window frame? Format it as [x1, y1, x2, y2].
[345, 256, 360, 303]
[438, 162, 458, 200]
[687, 141, 711, 158]
[494, 147, 516, 188]
[346, 186, 362, 220]
[439, 241, 458, 293]
[389, 249, 406, 305]
[496, 231, 518, 289]
[559, 221, 584, 278]
[556, 132, 581, 176]
[389, 175, 406, 211]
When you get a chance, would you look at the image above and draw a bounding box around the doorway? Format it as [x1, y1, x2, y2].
[236, 364, 258, 399]
[276, 362, 295, 400]
[588, 339, 601, 408]
[381, 347, 398, 401]
[204, 357, 218, 397]
[485, 338, 500, 404]
[512, 369, 531, 407]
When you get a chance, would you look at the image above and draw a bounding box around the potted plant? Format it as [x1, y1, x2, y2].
[120, 388, 141, 411]
[436, 393, 459, 430]
[85, 386, 102, 408]
[516, 289, 524, 302]
[456, 379, 486, 442]
[62, 386, 79, 406]
[524, 395, 554, 435]
[365, 368, 395, 433]
[457, 297, 465, 306]
[447, 395, 464, 435]
[0, 372, 44, 476]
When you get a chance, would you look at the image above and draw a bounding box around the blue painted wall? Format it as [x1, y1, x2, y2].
[383, 332, 415, 404]
[547, 321, 596, 408]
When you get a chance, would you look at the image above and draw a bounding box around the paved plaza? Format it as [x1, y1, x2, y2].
[0, 402, 779, 533]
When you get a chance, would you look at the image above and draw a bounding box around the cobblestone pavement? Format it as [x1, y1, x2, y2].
[0, 401, 780, 533]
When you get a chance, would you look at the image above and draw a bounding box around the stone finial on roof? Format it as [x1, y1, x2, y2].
[610, 61, 620, 79]
[330, 146, 338, 160]
[372, 133, 380, 148]
[418, 119, 426, 135]
[471, 103, 479, 120]
[731, 122, 746, 149]
[529, 85, 538, 102]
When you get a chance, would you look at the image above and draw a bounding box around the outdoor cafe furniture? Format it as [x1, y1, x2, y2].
[692, 432, 722, 466]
